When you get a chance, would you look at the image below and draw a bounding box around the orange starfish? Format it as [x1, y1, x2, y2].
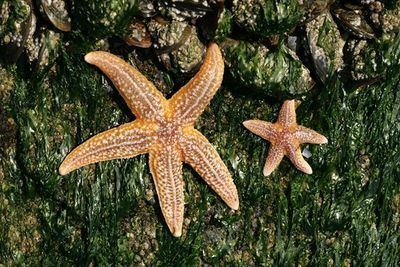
[243, 100, 328, 176]
[59, 43, 239, 237]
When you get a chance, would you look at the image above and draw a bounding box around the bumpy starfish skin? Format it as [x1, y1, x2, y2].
[59, 43, 239, 237]
[243, 100, 328, 176]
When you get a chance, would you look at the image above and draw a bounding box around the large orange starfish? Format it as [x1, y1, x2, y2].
[59, 43, 239, 237]
[243, 100, 328, 176]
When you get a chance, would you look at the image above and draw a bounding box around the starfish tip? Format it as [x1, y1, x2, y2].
[172, 228, 182, 238]
[321, 136, 328, 144]
[84, 52, 97, 64]
[230, 200, 239, 210]
[304, 167, 313, 175]
[263, 169, 272, 176]
[58, 165, 69, 176]
[242, 120, 251, 129]
[207, 42, 222, 55]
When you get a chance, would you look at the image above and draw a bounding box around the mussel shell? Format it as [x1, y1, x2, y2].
[303, 0, 335, 22]
[139, 0, 157, 18]
[305, 12, 345, 83]
[333, 8, 376, 39]
[154, 25, 192, 54]
[40, 0, 71, 32]
[163, 0, 212, 13]
[307, 38, 329, 82]
[148, 18, 190, 53]
[148, 17, 205, 73]
[124, 21, 152, 48]
[158, 0, 212, 21]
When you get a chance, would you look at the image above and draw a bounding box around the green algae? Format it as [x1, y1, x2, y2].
[232, 0, 304, 37]
[223, 40, 313, 97]
[71, 0, 138, 41]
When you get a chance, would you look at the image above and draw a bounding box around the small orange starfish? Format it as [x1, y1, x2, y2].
[243, 100, 328, 176]
[59, 43, 239, 237]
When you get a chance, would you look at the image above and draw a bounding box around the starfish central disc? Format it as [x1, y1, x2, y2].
[156, 121, 183, 145]
[59, 43, 239, 237]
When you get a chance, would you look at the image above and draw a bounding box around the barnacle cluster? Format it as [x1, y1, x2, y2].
[0, 0, 34, 62]
[0, 0, 31, 45]
[148, 19, 189, 49]
[0, 0, 398, 96]
[148, 19, 205, 72]
[383, 1, 400, 32]
[0, 0, 63, 67]
[158, 0, 210, 21]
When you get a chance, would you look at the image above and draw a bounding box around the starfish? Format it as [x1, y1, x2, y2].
[243, 100, 328, 176]
[59, 43, 239, 237]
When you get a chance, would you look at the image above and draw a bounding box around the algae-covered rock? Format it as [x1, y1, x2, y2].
[169, 29, 204, 73]
[0, 67, 16, 153]
[0, 0, 35, 63]
[346, 32, 400, 83]
[148, 19, 205, 73]
[231, 0, 304, 37]
[383, 1, 400, 32]
[158, 0, 210, 21]
[201, 8, 233, 42]
[214, 9, 233, 42]
[305, 12, 345, 82]
[222, 40, 313, 97]
[332, 5, 377, 39]
[71, 0, 138, 39]
[0, 0, 32, 46]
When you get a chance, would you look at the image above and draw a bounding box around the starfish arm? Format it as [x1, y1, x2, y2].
[181, 128, 239, 210]
[243, 120, 278, 141]
[287, 146, 313, 174]
[169, 43, 224, 124]
[85, 51, 167, 121]
[149, 145, 184, 237]
[294, 126, 328, 144]
[278, 100, 297, 127]
[59, 120, 158, 175]
[263, 145, 285, 176]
